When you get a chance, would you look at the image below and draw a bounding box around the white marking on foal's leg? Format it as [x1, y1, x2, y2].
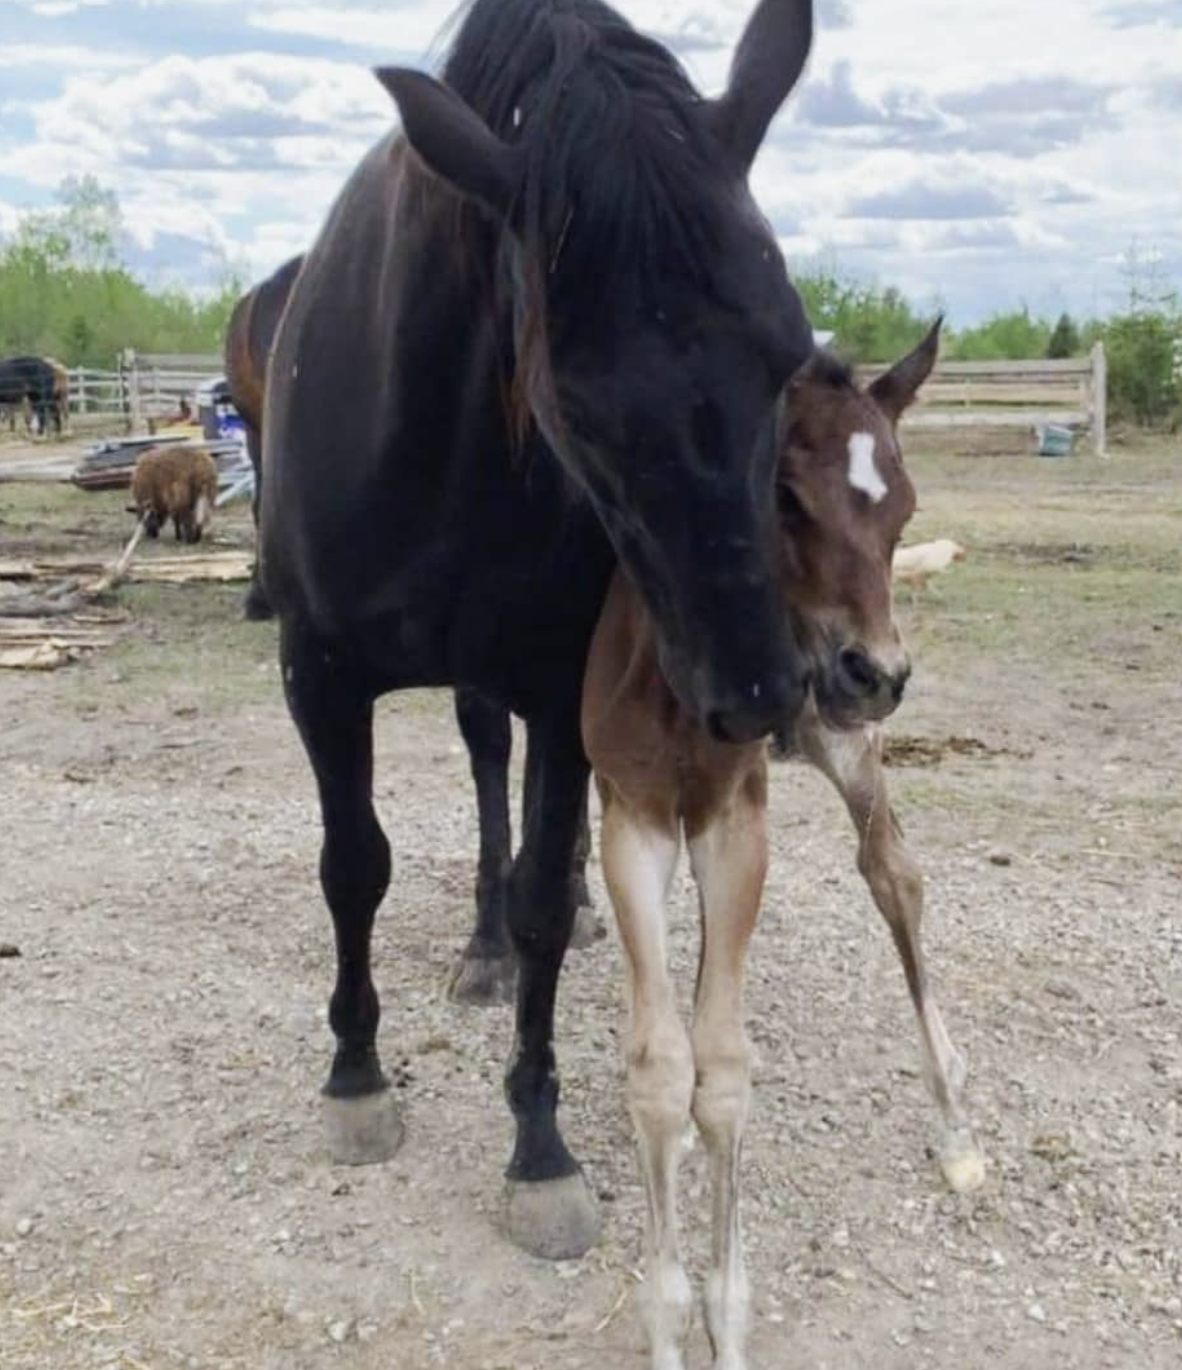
[804, 722, 986, 1193]
[601, 798, 692, 1370]
[688, 797, 767, 1370]
[847, 430, 888, 503]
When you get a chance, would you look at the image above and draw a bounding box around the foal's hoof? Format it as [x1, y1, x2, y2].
[322, 1088, 405, 1165]
[569, 904, 606, 951]
[940, 1134, 987, 1193]
[448, 950, 516, 1007]
[505, 1172, 601, 1260]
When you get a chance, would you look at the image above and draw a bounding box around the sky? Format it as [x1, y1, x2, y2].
[0, 0, 1179, 323]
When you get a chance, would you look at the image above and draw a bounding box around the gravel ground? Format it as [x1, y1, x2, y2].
[2, 456, 1180, 1369]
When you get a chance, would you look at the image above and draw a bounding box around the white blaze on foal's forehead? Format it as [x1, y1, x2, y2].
[847, 431, 888, 503]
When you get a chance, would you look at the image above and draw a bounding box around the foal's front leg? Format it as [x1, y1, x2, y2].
[600, 786, 693, 1370]
[687, 781, 767, 1370]
[804, 724, 985, 1192]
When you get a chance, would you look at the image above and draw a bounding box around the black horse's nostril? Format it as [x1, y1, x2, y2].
[890, 663, 912, 703]
[837, 647, 880, 699]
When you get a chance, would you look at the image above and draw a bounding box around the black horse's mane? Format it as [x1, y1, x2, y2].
[443, 0, 730, 301]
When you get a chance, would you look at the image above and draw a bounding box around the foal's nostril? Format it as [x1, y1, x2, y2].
[890, 663, 912, 703]
[836, 648, 880, 699]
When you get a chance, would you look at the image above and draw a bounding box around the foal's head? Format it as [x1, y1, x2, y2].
[776, 323, 940, 728]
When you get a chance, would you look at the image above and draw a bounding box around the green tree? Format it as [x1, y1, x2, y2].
[0, 178, 243, 366]
[1046, 312, 1081, 358]
[948, 308, 1052, 360]
[1103, 311, 1181, 426]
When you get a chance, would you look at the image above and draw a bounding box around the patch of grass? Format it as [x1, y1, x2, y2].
[61, 582, 282, 710]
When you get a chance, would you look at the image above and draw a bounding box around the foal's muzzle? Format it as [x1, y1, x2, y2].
[833, 646, 910, 721]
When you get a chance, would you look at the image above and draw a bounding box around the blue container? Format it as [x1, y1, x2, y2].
[1036, 423, 1075, 457]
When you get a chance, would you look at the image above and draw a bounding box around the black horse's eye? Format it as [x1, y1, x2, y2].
[776, 482, 807, 522]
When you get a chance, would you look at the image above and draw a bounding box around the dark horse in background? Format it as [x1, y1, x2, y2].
[0, 355, 62, 436]
[262, 0, 815, 1259]
[225, 255, 600, 1003]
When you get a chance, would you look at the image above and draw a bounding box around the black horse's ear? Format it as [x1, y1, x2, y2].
[375, 68, 522, 219]
[706, 0, 813, 174]
[869, 317, 943, 423]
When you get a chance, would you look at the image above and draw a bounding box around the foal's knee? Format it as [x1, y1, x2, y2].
[691, 1036, 753, 1148]
[859, 825, 924, 925]
[627, 1019, 695, 1140]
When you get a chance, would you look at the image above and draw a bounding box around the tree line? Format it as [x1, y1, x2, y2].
[2, 178, 1179, 426]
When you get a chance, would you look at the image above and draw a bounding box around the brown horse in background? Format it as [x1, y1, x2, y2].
[224, 254, 305, 621]
[583, 325, 985, 1370]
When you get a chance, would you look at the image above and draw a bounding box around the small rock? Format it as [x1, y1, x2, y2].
[15, 1219, 34, 1238]
[328, 1318, 353, 1343]
[989, 852, 1013, 867]
[0, 944, 21, 959]
[1028, 1303, 1047, 1323]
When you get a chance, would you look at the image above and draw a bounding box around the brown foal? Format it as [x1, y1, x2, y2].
[582, 324, 985, 1370]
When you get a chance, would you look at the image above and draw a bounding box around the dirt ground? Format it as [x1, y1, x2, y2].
[2, 434, 1180, 1370]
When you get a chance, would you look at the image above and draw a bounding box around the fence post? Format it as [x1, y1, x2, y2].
[1091, 341, 1107, 458]
[121, 348, 142, 434]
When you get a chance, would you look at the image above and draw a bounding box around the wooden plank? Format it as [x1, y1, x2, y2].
[137, 352, 222, 369]
[926, 358, 1089, 376]
[856, 359, 1090, 385]
[903, 408, 1088, 429]
[914, 385, 1087, 407]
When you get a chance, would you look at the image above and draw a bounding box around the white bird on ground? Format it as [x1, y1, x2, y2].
[892, 539, 966, 588]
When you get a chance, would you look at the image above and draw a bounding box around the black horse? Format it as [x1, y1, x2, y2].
[226, 257, 600, 1000]
[262, 0, 815, 1259]
[0, 355, 60, 436]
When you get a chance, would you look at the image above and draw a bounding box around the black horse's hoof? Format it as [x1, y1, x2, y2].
[504, 1172, 601, 1260]
[569, 904, 606, 950]
[322, 1088, 404, 1165]
[448, 949, 516, 1007]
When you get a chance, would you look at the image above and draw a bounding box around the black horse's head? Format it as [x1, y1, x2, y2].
[379, 0, 817, 742]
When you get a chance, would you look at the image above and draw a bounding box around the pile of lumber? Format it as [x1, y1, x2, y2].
[0, 610, 125, 671]
[72, 435, 249, 492]
[0, 551, 252, 585]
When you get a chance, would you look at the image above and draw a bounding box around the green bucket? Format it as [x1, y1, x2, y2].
[1036, 423, 1075, 457]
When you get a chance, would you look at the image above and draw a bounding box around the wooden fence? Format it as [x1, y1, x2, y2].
[60, 345, 1109, 454]
[62, 351, 225, 433]
[861, 343, 1107, 456]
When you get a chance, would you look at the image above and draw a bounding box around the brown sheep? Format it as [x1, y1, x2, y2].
[128, 445, 218, 543]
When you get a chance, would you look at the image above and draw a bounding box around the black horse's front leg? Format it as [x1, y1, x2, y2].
[281, 617, 401, 1165]
[503, 709, 601, 1259]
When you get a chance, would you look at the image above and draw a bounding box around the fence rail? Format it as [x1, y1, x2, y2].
[54, 346, 1109, 456]
[58, 351, 225, 434]
[859, 343, 1107, 455]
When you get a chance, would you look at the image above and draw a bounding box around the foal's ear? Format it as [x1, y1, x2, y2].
[868, 317, 942, 423]
[705, 0, 814, 174]
[375, 68, 521, 219]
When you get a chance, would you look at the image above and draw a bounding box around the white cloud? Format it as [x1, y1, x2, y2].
[0, 0, 1178, 322]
